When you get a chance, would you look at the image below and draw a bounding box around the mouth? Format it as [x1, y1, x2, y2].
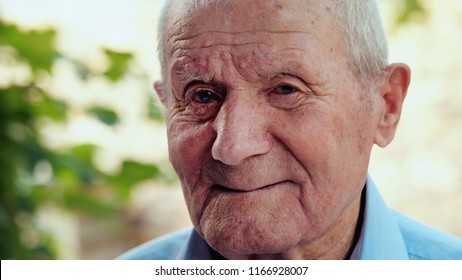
[211, 180, 294, 193]
[212, 184, 246, 193]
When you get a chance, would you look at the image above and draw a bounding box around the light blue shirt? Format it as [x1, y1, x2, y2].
[118, 177, 462, 260]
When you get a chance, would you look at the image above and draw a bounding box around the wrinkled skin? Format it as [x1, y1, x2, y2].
[156, 0, 410, 259]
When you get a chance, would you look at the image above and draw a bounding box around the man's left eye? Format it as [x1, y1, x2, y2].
[276, 85, 297, 95]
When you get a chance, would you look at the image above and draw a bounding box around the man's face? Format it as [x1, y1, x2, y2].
[161, 0, 383, 259]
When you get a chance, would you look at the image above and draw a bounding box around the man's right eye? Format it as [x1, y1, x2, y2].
[193, 90, 220, 104]
[186, 89, 223, 119]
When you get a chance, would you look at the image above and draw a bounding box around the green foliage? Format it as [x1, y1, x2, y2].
[147, 95, 165, 121]
[389, 0, 428, 27]
[0, 21, 56, 74]
[87, 107, 120, 126]
[109, 161, 162, 200]
[103, 49, 134, 82]
[1, 82, 61, 259]
[0, 19, 165, 259]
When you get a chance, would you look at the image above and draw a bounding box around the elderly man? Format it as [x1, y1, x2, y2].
[119, 0, 462, 259]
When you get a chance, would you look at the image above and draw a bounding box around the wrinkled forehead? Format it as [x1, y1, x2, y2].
[165, 0, 338, 40]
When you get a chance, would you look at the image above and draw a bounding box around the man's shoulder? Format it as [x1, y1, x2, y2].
[116, 228, 193, 260]
[392, 210, 462, 260]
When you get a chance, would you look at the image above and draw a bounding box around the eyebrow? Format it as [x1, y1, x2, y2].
[270, 71, 311, 86]
[175, 70, 227, 93]
[174, 63, 319, 90]
[258, 65, 308, 83]
[176, 68, 202, 84]
[175, 60, 289, 81]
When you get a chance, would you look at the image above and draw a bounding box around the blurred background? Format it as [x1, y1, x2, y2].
[0, 0, 461, 259]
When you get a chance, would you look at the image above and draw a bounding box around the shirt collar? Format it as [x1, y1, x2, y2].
[350, 176, 409, 260]
[176, 229, 213, 260]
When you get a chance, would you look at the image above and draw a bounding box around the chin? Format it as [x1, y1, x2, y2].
[200, 219, 302, 258]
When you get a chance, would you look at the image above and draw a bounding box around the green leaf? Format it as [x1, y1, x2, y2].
[33, 95, 67, 122]
[62, 191, 118, 217]
[119, 161, 161, 182]
[87, 107, 119, 126]
[147, 95, 165, 121]
[70, 144, 98, 163]
[110, 161, 162, 199]
[102, 49, 133, 82]
[0, 21, 57, 74]
[51, 152, 101, 186]
[393, 0, 427, 26]
[0, 86, 32, 122]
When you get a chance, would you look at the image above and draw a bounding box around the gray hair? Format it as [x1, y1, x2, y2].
[156, 0, 388, 90]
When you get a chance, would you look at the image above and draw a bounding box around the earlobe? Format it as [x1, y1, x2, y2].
[374, 63, 411, 148]
[154, 81, 168, 106]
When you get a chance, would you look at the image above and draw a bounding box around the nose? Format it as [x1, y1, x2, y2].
[211, 94, 272, 165]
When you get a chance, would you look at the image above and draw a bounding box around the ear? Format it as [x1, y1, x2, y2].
[154, 81, 168, 106]
[374, 63, 411, 147]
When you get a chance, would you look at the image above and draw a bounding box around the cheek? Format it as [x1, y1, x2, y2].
[167, 121, 215, 184]
[272, 106, 365, 202]
[166, 118, 217, 223]
[273, 109, 337, 174]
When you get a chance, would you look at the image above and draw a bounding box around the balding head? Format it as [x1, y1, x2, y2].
[157, 0, 388, 90]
